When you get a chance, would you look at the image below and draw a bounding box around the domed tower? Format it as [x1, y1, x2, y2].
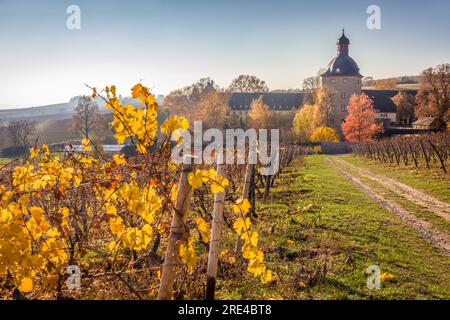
[320, 29, 363, 121]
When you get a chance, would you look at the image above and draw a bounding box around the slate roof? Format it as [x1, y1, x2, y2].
[229, 92, 304, 111]
[321, 55, 362, 77]
[362, 90, 417, 113]
[230, 90, 418, 113]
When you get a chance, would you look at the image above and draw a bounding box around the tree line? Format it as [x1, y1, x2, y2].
[1, 63, 448, 154]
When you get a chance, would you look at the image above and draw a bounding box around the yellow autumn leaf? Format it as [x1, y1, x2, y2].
[114, 132, 127, 145]
[247, 256, 265, 277]
[108, 240, 117, 251]
[105, 203, 117, 216]
[29, 147, 39, 159]
[142, 211, 154, 224]
[232, 198, 251, 215]
[179, 240, 197, 273]
[233, 217, 251, 235]
[81, 138, 92, 152]
[161, 115, 189, 135]
[112, 154, 127, 166]
[136, 143, 147, 154]
[188, 171, 204, 189]
[262, 270, 273, 284]
[29, 206, 44, 223]
[109, 217, 124, 235]
[18, 277, 33, 293]
[380, 272, 395, 281]
[249, 231, 259, 247]
[210, 181, 224, 194]
[41, 144, 50, 155]
[194, 216, 210, 243]
[46, 227, 60, 238]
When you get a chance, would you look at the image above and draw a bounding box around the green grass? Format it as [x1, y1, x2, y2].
[340, 154, 450, 203]
[217, 155, 450, 300]
[331, 157, 450, 234]
[0, 158, 14, 165]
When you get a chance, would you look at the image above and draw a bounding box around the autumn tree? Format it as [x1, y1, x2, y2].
[415, 63, 450, 122]
[293, 104, 315, 142]
[391, 91, 416, 125]
[302, 76, 319, 92]
[72, 96, 103, 139]
[163, 91, 191, 119]
[342, 93, 379, 142]
[7, 120, 37, 149]
[197, 90, 230, 129]
[312, 87, 338, 130]
[310, 126, 340, 142]
[247, 96, 273, 129]
[163, 77, 217, 123]
[229, 75, 268, 93]
[302, 69, 324, 104]
[292, 85, 339, 142]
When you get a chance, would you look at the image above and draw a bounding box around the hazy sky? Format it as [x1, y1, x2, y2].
[0, 0, 449, 109]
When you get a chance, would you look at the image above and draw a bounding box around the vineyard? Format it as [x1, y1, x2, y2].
[0, 84, 305, 300]
[352, 132, 449, 173]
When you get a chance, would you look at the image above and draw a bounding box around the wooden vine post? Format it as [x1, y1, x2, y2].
[206, 152, 226, 300]
[157, 159, 195, 300]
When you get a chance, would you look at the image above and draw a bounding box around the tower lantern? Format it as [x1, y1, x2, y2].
[337, 28, 350, 56]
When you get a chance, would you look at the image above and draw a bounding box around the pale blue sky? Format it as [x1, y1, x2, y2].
[0, 0, 449, 108]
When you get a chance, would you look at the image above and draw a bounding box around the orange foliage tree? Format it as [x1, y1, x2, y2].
[341, 93, 379, 142]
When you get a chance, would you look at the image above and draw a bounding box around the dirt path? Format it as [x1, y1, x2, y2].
[333, 158, 450, 222]
[326, 157, 450, 256]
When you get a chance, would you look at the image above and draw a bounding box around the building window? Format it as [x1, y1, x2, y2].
[331, 79, 336, 84]
[341, 105, 347, 112]
[341, 92, 346, 98]
[343, 79, 348, 84]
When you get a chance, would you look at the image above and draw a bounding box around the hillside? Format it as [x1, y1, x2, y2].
[0, 95, 165, 122]
[362, 75, 422, 90]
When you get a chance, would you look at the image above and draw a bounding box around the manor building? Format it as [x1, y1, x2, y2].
[229, 30, 417, 127]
